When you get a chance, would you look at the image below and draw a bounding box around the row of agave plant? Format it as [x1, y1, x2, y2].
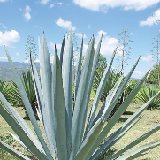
[0, 33, 160, 160]
[137, 84, 160, 110]
[0, 70, 36, 108]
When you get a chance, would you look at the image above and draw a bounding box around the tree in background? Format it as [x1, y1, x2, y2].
[148, 33, 160, 85]
[148, 64, 160, 85]
[93, 54, 138, 117]
[25, 35, 37, 62]
[118, 29, 132, 73]
[94, 54, 107, 94]
[93, 54, 121, 101]
[138, 23, 160, 110]
[24, 35, 38, 118]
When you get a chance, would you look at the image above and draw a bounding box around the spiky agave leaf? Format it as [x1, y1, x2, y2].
[74, 35, 83, 101]
[0, 33, 160, 160]
[5, 47, 54, 160]
[51, 45, 67, 159]
[116, 141, 160, 160]
[62, 34, 73, 158]
[82, 35, 103, 140]
[0, 140, 30, 160]
[87, 49, 117, 131]
[0, 98, 47, 160]
[71, 36, 95, 159]
[76, 64, 149, 160]
[91, 91, 160, 159]
[112, 124, 160, 159]
[39, 34, 56, 156]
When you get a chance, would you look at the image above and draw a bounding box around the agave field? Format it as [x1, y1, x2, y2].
[0, 33, 160, 160]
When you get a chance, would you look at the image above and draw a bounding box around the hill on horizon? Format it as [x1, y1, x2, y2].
[0, 61, 33, 81]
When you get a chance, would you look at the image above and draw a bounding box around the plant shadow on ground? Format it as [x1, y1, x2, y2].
[118, 111, 134, 122]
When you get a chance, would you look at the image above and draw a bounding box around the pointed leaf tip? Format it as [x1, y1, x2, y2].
[55, 44, 57, 51]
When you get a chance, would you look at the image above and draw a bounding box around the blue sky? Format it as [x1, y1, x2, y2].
[0, 0, 160, 79]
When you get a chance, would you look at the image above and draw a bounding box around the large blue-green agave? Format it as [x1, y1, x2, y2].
[0, 33, 160, 160]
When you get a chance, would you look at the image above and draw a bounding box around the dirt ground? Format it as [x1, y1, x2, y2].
[113, 103, 160, 160]
[0, 103, 160, 160]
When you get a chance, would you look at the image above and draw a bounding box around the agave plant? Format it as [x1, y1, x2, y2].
[136, 84, 160, 110]
[0, 33, 160, 160]
[0, 80, 23, 107]
[21, 69, 38, 118]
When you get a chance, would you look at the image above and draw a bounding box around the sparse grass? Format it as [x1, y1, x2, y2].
[0, 103, 160, 160]
[113, 103, 160, 159]
[0, 134, 16, 160]
[0, 107, 37, 160]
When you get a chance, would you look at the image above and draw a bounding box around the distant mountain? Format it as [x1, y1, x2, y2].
[0, 62, 29, 69]
[0, 61, 141, 81]
[0, 62, 39, 81]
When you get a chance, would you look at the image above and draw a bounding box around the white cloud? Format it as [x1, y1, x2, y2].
[73, 0, 160, 12]
[140, 9, 160, 27]
[0, 30, 20, 46]
[56, 17, 76, 31]
[32, 56, 55, 64]
[49, 41, 62, 51]
[75, 33, 87, 39]
[130, 55, 154, 79]
[97, 30, 107, 36]
[132, 70, 145, 79]
[40, 0, 50, 5]
[39, 0, 63, 8]
[34, 58, 40, 63]
[96, 30, 119, 56]
[24, 5, 31, 21]
[49, 2, 63, 8]
[101, 37, 119, 56]
[141, 55, 153, 63]
[0, 56, 7, 61]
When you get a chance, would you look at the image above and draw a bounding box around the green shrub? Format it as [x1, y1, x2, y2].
[136, 84, 160, 110]
[0, 80, 23, 107]
[0, 135, 14, 145]
[147, 64, 160, 85]
[93, 54, 120, 102]
[0, 70, 38, 118]
[0, 33, 160, 160]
